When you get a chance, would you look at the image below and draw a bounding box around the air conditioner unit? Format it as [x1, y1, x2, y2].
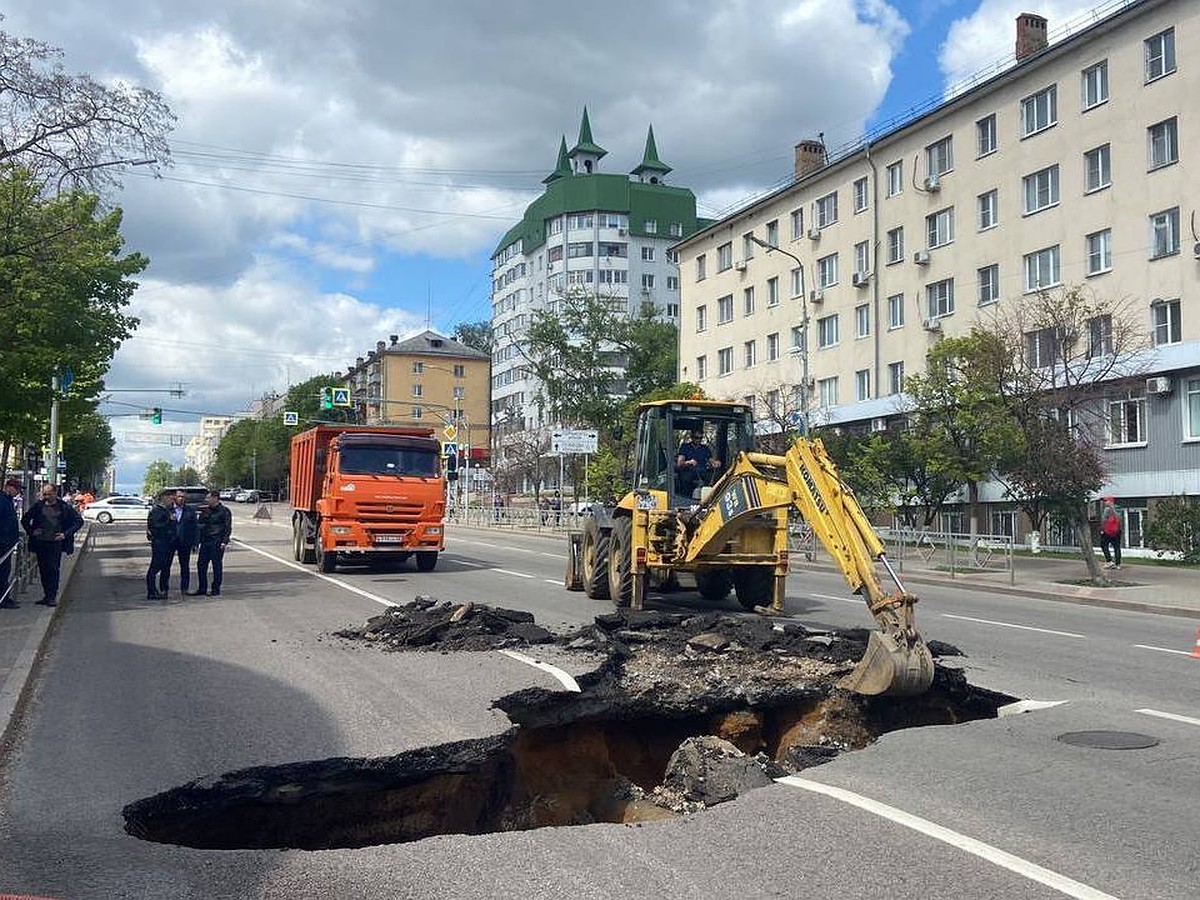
[808, 227, 822, 241]
[922, 317, 942, 332]
[809, 289, 824, 304]
[913, 250, 931, 265]
[852, 271, 870, 288]
[1146, 376, 1172, 395]
[870, 417, 888, 433]
[617, 228, 627, 236]
[923, 173, 941, 192]
[734, 259, 747, 272]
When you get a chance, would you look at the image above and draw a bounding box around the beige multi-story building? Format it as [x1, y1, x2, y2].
[676, 0, 1197, 545]
[343, 330, 491, 464]
[184, 416, 234, 481]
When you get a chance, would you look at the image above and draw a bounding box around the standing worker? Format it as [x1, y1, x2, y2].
[20, 483, 82, 607]
[1099, 495, 1123, 570]
[146, 491, 175, 600]
[193, 490, 232, 596]
[1, 479, 22, 609]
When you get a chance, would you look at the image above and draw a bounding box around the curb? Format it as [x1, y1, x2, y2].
[0, 524, 91, 748]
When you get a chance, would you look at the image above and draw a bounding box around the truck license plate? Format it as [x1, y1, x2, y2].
[375, 535, 402, 543]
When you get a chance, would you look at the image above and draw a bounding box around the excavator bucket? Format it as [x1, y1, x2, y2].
[839, 631, 935, 697]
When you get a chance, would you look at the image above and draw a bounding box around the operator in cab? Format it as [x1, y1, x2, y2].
[676, 428, 722, 496]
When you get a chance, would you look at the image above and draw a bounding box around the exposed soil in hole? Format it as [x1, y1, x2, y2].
[125, 600, 1008, 850]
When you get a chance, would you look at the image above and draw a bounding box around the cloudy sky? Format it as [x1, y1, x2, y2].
[3, 0, 1101, 491]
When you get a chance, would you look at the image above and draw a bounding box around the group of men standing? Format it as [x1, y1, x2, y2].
[145, 490, 232, 600]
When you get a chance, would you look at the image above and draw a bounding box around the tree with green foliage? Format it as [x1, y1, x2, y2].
[1144, 496, 1200, 564]
[62, 409, 114, 489]
[452, 321, 493, 355]
[142, 460, 173, 496]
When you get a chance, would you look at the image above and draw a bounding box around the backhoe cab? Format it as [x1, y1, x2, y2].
[566, 399, 934, 697]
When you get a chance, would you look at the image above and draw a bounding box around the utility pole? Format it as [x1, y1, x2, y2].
[750, 236, 809, 435]
[48, 374, 61, 487]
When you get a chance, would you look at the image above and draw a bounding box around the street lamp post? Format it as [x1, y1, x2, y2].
[749, 235, 810, 436]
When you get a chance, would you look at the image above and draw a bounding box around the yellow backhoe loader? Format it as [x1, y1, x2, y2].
[566, 399, 934, 697]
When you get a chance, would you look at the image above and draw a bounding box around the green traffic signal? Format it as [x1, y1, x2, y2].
[151, 407, 162, 425]
[321, 387, 333, 410]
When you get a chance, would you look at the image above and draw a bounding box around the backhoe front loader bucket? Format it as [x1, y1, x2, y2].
[839, 630, 935, 696]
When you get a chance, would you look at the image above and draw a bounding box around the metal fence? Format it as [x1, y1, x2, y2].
[1, 538, 38, 605]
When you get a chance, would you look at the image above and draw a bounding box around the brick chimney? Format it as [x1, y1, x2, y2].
[794, 139, 826, 179]
[1015, 13, 1048, 60]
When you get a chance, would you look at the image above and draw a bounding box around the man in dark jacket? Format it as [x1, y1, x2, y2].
[20, 483, 83, 607]
[162, 490, 199, 596]
[1, 479, 22, 608]
[146, 491, 175, 600]
[193, 490, 232, 596]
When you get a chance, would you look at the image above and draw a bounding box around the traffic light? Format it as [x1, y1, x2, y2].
[151, 407, 162, 425]
[444, 451, 458, 481]
[320, 387, 333, 410]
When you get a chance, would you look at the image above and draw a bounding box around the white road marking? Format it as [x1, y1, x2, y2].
[233, 540, 397, 608]
[777, 777, 1118, 900]
[496, 649, 581, 692]
[1133, 643, 1193, 657]
[538, 551, 562, 559]
[447, 558, 486, 568]
[812, 592, 861, 605]
[998, 699, 1069, 717]
[1135, 708, 1200, 728]
[493, 568, 534, 579]
[941, 613, 1084, 638]
[543, 579, 561, 585]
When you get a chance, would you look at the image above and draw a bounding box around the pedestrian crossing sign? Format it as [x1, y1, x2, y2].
[332, 387, 351, 407]
[283, 411, 299, 425]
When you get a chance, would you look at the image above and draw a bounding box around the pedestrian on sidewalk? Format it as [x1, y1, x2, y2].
[193, 490, 231, 596]
[1, 479, 22, 608]
[166, 490, 198, 595]
[1100, 496, 1123, 570]
[145, 491, 175, 600]
[20, 483, 82, 607]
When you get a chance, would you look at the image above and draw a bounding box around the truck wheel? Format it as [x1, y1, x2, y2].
[298, 518, 316, 564]
[415, 551, 438, 572]
[316, 538, 336, 573]
[695, 570, 732, 603]
[607, 517, 634, 608]
[292, 522, 302, 561]
[732, 566, 774, 611]
[581, 516, 610, 599]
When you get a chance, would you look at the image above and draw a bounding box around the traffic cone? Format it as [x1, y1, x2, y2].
[1192, 628, 1200, 659]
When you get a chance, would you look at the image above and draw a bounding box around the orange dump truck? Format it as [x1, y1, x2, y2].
[289, 425, 446, 573]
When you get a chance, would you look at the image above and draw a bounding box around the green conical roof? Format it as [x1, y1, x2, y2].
[631, 125, 672, 178]
[569, 106, 606, 159]
[543, 136, 571, 184]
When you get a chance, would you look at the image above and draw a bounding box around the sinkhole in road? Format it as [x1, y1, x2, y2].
[123, 668, 1010, 851]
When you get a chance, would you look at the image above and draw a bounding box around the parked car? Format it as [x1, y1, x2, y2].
[161, 485, 209, 511]
[82, 495, 152, 524]
[219, 487, 240, 500]
[234, 489, 265, 503]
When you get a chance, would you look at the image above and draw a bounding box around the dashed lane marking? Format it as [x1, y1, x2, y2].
[940, 613, 1084, 638]
[493, 568, 534, 579]
[543, 579, 560, 585]
[1135, 708, 1200, 728]
[997, 699, 1069, 717]
[496, 649, 581, 692]
[233, 540, 396, 608]
[1133, 643, 1193, 656]
[812, 592, 862, 605]
[777, 777, 1118, 900]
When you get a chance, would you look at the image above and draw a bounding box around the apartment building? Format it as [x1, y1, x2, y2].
[183, 416, 234, 481]
[490, 109, 711, 441]
[343, 331, 490, 463]
[675, 0, 1197, 546]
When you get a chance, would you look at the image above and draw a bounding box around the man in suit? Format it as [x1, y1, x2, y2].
[1, 479, 22, 608]
[194, 490, 232, 596]
[162, 490, 199, 596]
[146, 491, 176, 600]
[20, 483, 83, 607]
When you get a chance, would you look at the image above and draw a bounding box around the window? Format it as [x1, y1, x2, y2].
[411, 361, 424, 374]
[977, 114, 997, 157]
[1148, 118, 1179, 169]
[926, 207, 954, 248]
[853, 177, 869, 213]
[767, 332, 780, 361]
[790, 325, 804, 352]
[644, 219, 658, 234]
[817, 314, 839, 349]
[886, 227, 904, 264]
[818, 377, 839, 409]
[855, 304, 870, 338]
[926, 135, 953, 176]
[696, 304, 707, 332]
[1025, 327, 1063, 368]
[1145, 28, 1176, 82]
[886, 160, 903, 196]
[453, 386, 466, 400]
[817, 253, 838, 288]
[1023, 165, 1059, 214]
[926, 278, 955, 318]
[1186, 378, 1200, 439]
[1108, 397, 1146, 445]
[667, 275, 679, 291]
[790, 268, 803, 298]
[766, 219, 779, 246]
[854, 241, 870, 276]
[767, 276, 779, 307]
[696, 355, 707, 380]
[718, 294, 734, 324]
[717, 243, 733, 271]
[744, 340, 757, 369]
[1021, 85, 1057, 137]
[669, 222, 683, 237]
[567, 213, 593, 230]
[1085, 229, 1112, 275]
[641, 274, 655, 290]
[1088, 314, 1113, 358]
[766, 389, 780, 415]
[1150, 208, 1180, 259]
[411, 383, 423, 398]
[718, 347, 733, 376]
[567, 241, 593, 258]
[453, 364, 465, 378]
[887, 293, 905, 329]
[855, 369, 871, 402]
[1023, 245, 1061, 291]
[1082, 61, 1108, 109]
[743, 232, 756, 259]
[888, 361, 905, 395]
[790, 209, 804, 241]
[696, 254, 707, 281]
[815, 191, 838, 228]
[743, 287, 755, 317]
[978, 264, 1000, 306]
[978, 190, 998, 230]
[411, 406, 423, 419]
[666, 302, 679, 318]
[1084, 144, 1111, 193]
[1152, 299, 1181, 345]
[641, 246, 655, 261]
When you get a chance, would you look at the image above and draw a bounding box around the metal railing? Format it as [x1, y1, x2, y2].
[1, 539, 37, 605]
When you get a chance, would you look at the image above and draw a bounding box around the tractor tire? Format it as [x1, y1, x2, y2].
[316, 537, 336, 573]
[607, 516, 634, 608]
[581, 516, 610, 600]
[695, 569, 732, 603]
[732, 566, 775, 611]
[415, 551, 438, 572]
